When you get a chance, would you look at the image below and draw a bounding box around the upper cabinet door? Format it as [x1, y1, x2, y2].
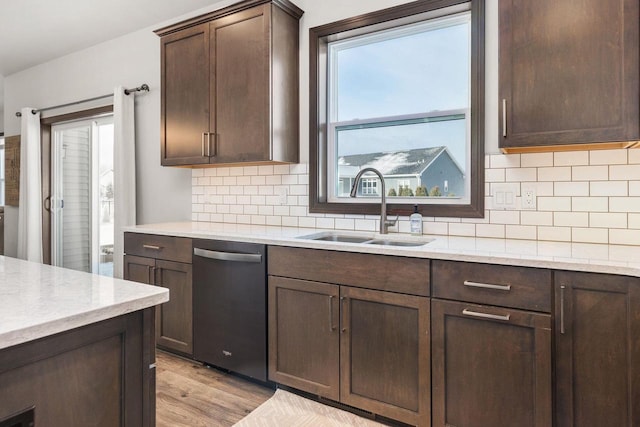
[157, 0, 302, 167]
[161, 23, 211, 166]
[210, 5, 270, 164]
[499, 0, 639, 151]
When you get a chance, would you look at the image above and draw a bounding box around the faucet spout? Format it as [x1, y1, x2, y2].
[349, 167, 396, 234]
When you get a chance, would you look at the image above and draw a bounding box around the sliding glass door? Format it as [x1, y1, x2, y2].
[51, 116, 114, 276]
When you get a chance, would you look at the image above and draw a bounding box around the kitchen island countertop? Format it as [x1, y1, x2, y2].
[0, 256, 168, 350]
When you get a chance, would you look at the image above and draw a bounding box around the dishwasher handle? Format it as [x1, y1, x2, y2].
[193, 247, 262, 263]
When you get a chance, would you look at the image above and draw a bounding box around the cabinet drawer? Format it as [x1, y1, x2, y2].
[432, 260, 551, 312]
[124, 233, 193, 264]
[268, 246, 429, 296]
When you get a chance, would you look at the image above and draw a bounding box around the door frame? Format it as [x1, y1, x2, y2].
[40, 105, 113, 265]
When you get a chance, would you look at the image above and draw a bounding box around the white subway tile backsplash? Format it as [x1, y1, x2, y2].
[609, 229, 640, 245]
[243, 166, 258, 175]
[251, 175, 266, 185]
[229, 167, 244, 176]
[193, 153, 640, 246]
[521, 152, 553, 167]
[554, 212, 589, 227]
[571, 197, 608, 212]
[572, 227, 608, 244]
[554, 151, 589, 166]
[520, 211, 553, 226]
[589, 212, 627, 229]
[572, 165, 608, 181]
[506, 225, 537, 240]
[590, 181, 627, 197]
[538, 167, 571, 182]
[554, 181, 589, 196]
[485, 168, 505, 182]
[448, 223, 476, 237]
[489, 153, 520, 168]
[610, 197, 640, 213]
[490, 210, 520, 224]
[506, 167, 537, 182]
[538, 197, 571, 212]
[589, 149, 627, 165]
[610, 164, 640, 181]
[476, 224, 505, 238]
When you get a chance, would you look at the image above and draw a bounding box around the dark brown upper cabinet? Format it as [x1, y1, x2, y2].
[156, 0, 303, 167]
[499, 0, 640, 152]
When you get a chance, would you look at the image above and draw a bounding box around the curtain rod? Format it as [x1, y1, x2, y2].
[15, 84, 150, 117]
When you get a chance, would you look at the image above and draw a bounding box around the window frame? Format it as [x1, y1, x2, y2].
[309, 0, 485, 217]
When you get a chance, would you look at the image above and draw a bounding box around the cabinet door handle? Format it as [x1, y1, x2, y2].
[210, 133, 217, 157]
[328, 295, 336, 332]
[502, 98, 507, 137]
[560, 285, 566, 334]
[463, 280, 511, 291]
[148, 266, 156, 285]
[206, 133, 212, 157]
[462, 308, 510, 322]
[201, 132, 207, 157]
[340, 297, 347, 333]
[143, 244, 162, 251]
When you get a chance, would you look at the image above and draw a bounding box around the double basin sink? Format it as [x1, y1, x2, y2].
[298, 231, 435, 247]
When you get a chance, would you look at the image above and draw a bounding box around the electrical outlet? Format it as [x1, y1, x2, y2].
[522, 186, 536, 210]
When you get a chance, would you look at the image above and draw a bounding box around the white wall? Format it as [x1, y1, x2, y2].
[2, 9, 221, 256]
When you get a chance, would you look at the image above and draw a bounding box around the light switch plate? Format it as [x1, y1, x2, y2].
[492, 183, 518, 210]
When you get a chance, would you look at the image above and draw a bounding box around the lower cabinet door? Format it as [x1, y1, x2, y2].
[555, 271, 640, 427]
[124, 255, 155, 284]
[340, 286, 430, 427]
[431, 299, 551, 427]
[154, 259, 193, 356]
[268, 276, 340, 401]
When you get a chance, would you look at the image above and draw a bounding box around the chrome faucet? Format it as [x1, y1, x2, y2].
[350, 167, 398, 234]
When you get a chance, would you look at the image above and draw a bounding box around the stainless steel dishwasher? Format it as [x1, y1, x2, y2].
[192, 239, 267, 381]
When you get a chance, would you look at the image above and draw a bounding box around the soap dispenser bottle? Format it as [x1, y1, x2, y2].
[410, 205, 423, 236]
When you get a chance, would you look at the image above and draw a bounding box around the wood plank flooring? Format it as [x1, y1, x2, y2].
[156, 351, 274, 427]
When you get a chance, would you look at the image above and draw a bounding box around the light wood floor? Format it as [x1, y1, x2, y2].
[156, 351, 274, 427]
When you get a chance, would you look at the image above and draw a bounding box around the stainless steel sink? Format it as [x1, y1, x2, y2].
[312, 234, 373, 243]
[297, 231, 434, 247]
[366, 239, 434, 247]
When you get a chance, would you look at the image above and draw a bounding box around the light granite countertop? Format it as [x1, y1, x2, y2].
[0, 256, 169, 350]
[124, 222, 640, 278]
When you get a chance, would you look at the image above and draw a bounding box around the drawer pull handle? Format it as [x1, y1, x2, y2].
[462, 309, 510, 322]
[143, 244, 162, 250]
[463, 280, 511, 291]
[222, 350, 232, 357]
[560, 285, 566, 334]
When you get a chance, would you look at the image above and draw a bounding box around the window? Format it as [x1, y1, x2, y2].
[310, 0, 484, 217]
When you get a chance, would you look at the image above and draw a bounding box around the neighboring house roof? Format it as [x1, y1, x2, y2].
[338, 146, 462, 177]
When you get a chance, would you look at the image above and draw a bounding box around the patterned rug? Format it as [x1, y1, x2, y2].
[233, 389, 386, 427]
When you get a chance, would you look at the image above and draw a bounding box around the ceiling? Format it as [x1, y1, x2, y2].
[0, 0, 227, 77]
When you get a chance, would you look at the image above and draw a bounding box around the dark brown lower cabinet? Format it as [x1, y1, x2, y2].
[124, 254, 193, 356]
[268, 276, 340, 400]
[340, 286, 430, 427]
[0, 308, 155, 426]
[268, 276, 430, 426]
[431, 299, 552, 427]
[554, 271, 640, 427]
